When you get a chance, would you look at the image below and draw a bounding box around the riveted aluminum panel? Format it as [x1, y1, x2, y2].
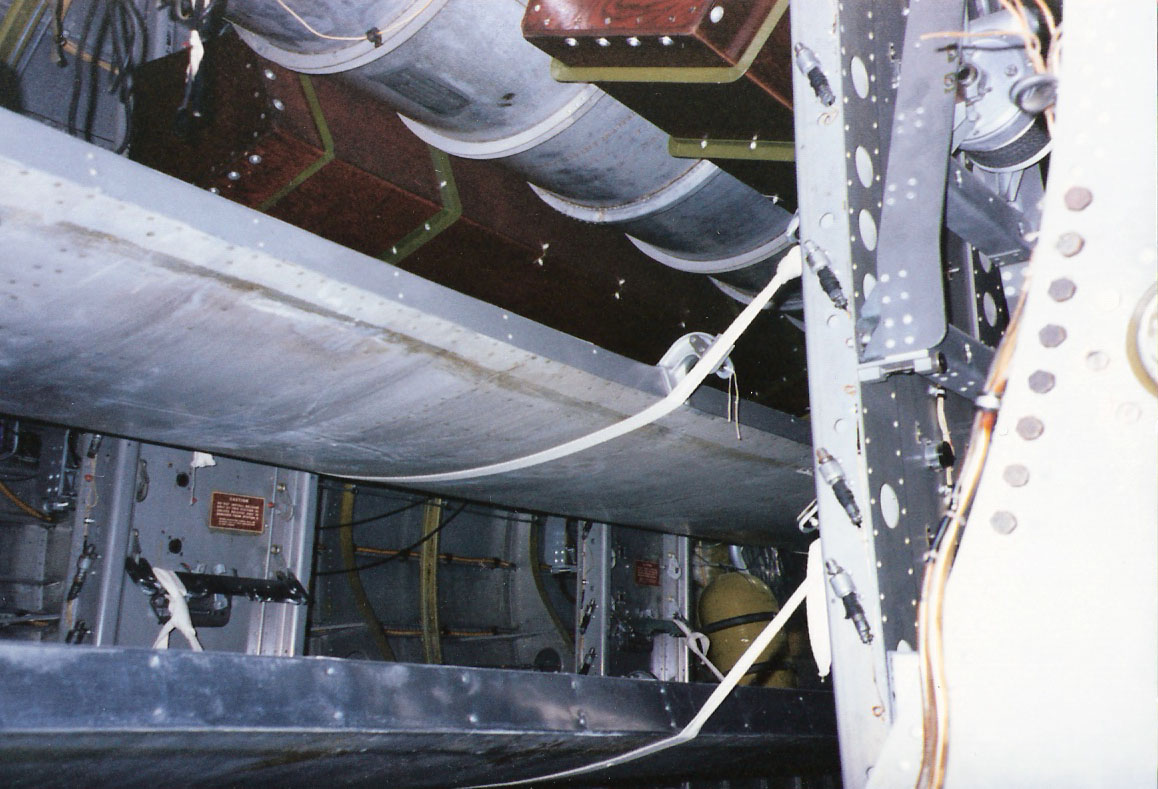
[0, 108, 813, 543]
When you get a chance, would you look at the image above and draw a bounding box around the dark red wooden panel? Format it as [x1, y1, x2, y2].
[523, 0, 780, 68]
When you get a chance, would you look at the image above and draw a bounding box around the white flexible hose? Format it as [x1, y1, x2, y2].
[672, 618, 726, 683]
[467, 575, 809, 789]
[151, 568, 204, 652]
[350, 247, 803, 485]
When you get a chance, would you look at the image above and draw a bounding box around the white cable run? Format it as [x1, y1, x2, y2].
[468, 575, 809, 789]
[352, 246, 803, 485]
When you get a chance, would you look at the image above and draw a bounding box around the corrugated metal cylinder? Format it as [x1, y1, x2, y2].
[229, 0, 793, 287]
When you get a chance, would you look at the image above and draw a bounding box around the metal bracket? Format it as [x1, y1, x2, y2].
[923, 326, 995, 400]
[945, 160, 1032, 262]
[857, 327, 993, 401]
[668, 137, 795, 162]
[657, 332, 735, 393]
[379, 145, 463, 266]
[125, 556, 309, 629]
[857, 351, 937, 384]
[857, 1, 964, 360]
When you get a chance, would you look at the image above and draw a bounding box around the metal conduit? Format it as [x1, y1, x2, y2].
[228, 0, 795, 292]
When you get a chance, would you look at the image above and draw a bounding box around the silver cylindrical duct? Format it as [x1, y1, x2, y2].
[229, 0, 793, 289]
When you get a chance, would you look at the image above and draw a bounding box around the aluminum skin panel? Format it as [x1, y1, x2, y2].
[0, 641, 839, 787]
[61, 437, 315, 655]
[939, 2, 1158, 785]
[789, 0, 902, 784]
[0, 107, 812, 543]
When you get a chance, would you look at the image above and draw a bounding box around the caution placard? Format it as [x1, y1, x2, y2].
[634, 559, 661, 587]
[209, 492, 266, 534]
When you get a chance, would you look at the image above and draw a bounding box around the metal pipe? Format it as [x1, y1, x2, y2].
[228, 0, 794, 292]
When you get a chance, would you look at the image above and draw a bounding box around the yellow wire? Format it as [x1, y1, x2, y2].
[916, 276, 1032, 789]
[925, 0, 1060, 135]
[269, 0, 440, 45]
[0, 479, 53, 522]
[273, 0, 363, 42]
[996, 0, 1055, 133]
[920, 29, 1029, 40]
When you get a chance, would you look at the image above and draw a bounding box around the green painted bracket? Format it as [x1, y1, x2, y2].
[549, 0, 788, 85]
[379, 145, 462, 266]
[255, 72, 461, 266]
[0, 0, 47, 68]
[258, 74, 334, 212]
[668, 137, 795, 162]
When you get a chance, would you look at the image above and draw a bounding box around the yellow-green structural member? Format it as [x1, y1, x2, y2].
[699, 572, 793, 687]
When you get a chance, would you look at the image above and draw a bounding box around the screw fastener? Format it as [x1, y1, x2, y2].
[1056, 232, 1084, 257]
[1015, 416, 1044, 440]
[1064, 186, 1093, 211]
[1003, 464, 1030, 487]
[1039, 324, 1067, 348]
[990, 511, 1018, 534]
[1048, 278, 1076, 302]
[1028, 370, 1055, 393]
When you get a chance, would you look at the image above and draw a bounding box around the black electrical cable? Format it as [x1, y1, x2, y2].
[67, 0, 101, 139]
[315, 503, 468, 576]
[317, 480, 536, 526]
[81, 2, 112, 142]
[315, 497, 430, 531]
[65, 0, 148, 152]
[52, 0, 69, 65]
[0, 474, 39, 483]
[110, 0, 147, 153]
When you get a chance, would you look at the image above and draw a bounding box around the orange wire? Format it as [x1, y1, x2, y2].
[0, 480, 54, 522]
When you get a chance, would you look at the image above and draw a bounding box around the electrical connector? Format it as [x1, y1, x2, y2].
[66, 541, 98, 602]
[802, 240, 849, 311]
[794, 44, 836, 106]
[816, 448, 863, 527]
[825, 560, 873, 644]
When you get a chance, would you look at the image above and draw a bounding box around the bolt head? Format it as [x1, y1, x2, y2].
[1047, 278, 1076, 302]
[1064, 186, 1093, 211]
[1015, 416, 1044, 440]
[1086, 350, 1111, 371]
[1028, 370, 1055, 393]
[1003, 464, 1030, 487]
[1056, 232, 1084, 257]
[1117, 402, 1142, 423]
[990, 510, 1018, 534]
[1039, 324, 1067, 348]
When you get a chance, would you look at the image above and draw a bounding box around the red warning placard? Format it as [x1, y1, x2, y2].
[634, 560, 661, 587]
[209, 492, 266, 534]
